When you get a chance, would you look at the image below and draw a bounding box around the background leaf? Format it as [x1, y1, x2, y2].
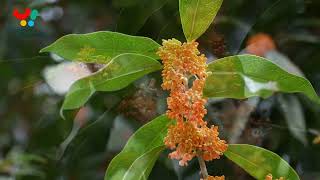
[40, 31, 160, 63]
[115, 0, 168, 35]
[179, 0, 223, 41]
[277, 94, 307, 145]
[105, 115, 172, 180]
[224, 144, 300, 180]
[62, 53, 162, 111]
[204, 55, 320, 104]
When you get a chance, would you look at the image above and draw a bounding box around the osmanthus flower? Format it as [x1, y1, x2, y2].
[157, 38, 228, 178]
[203, 175, 225, 180]
[265, 174, 285, 180]
[246, 33, 276, 56]
[164, 121, 227, 166]
[157, 39, 208, 125]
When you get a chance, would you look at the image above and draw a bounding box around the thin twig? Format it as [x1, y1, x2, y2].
[197, 152, 209, 180]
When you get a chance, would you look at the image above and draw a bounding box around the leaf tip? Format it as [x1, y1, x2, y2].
[59, 107, 66, 120]
[39, 46, 49, 53]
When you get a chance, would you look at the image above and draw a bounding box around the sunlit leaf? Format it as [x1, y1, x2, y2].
[105, 115, 172, 180]
[224, 144, 300, 180]
[61, 53, 162, 111]
[40, 31, 160, 63]
[179, 0, 223, 41]
[204, 55, 320, 104]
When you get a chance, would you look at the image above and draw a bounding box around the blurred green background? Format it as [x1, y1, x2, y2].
[0, 0, 320, 179]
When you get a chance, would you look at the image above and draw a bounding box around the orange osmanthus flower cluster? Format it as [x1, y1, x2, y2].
[204, 176, 225, 180]
[157, 39, 228, 172]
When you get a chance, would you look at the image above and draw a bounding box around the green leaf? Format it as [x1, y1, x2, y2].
[40, 31, 160, 63]
[204, 55, 320, 104]
[62, 53, 162, 111]
[105, 115, 172, 180]
[179, 0, 223, 41]
[224, 144, 300, 180]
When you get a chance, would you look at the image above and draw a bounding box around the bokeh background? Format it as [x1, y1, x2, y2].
[0, 0, 320, 179]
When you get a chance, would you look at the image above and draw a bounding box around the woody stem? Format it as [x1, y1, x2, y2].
[197, 153, 209, 179]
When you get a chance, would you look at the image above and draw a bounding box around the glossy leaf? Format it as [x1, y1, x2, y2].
[62, 53, 162, 111]
[40, 31, 160, 63]
[105, 115, 172, 180]
[179, 0, 223, 41]
[204, 55, 320, 104]
[224, 144, 300, 180]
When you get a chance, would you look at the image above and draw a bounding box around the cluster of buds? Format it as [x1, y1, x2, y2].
[265, 174, 285, 180]
[157, 39, 227, 179]
[204, 176, 225, 180]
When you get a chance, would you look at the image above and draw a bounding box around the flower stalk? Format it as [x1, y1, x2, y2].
[197, 153, 209, 180]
